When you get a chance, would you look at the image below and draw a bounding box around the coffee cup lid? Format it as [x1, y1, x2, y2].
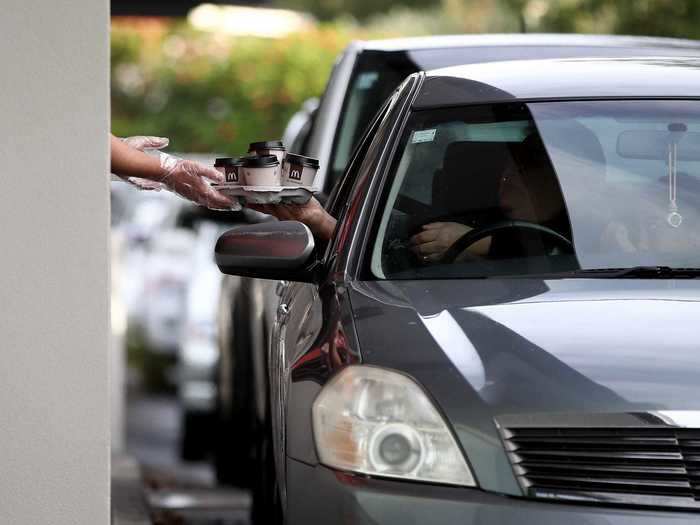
[284, 153, 319, 169]
[242, 154, 279, 168]
[248, 140, 285, 152]
[214, 157, 234, 167]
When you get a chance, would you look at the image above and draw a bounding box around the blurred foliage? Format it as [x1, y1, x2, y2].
[500, 0, 700, 38]
[111, 1, 520, 154]
[112, 0, 700, 154]
[112, 18, 352, 154]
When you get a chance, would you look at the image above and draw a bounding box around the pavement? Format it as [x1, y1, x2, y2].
[126, 394, 214, 486]
[113, 392, 251, 525]
[112, 454, 151, 525]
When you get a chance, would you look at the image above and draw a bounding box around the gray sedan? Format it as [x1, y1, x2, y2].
[217, 56, 700, 523]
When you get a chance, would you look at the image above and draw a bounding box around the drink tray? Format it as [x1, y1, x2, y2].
[213, 184, 317, 204]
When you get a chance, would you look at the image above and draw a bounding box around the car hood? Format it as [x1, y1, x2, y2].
[348, 278, 700, 494]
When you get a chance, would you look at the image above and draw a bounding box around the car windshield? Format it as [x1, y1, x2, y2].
[370, 100, 700, 279]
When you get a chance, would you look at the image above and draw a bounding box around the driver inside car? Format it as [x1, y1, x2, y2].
[410, 135, 572, 264]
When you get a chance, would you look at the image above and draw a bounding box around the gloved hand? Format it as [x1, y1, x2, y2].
[119, 135, 170, 190]
[158, 153, 234, 210]
[117, 135, 234, 210]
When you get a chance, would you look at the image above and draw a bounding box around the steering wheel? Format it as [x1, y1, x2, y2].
[441, 219, 573, 264]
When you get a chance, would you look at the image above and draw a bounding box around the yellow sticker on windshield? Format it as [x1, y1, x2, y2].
[412, 129, 436, 144]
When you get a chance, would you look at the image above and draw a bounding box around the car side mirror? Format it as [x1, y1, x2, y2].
[215, 221, 317, 282]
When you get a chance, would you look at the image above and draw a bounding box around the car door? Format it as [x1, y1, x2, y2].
[269, 74, 421, 506]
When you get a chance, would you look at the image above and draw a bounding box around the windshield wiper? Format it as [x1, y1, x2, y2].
[574, 266, 700, 279]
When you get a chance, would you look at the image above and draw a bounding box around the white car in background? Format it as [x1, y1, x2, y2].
[114, 184, 185, 331]
[177, 220, 237, 460]
[112, 154, 217, 342]
[141, 226, 196, 354]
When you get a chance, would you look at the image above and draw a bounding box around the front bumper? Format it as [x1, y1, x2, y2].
[286, 459, 699, 525]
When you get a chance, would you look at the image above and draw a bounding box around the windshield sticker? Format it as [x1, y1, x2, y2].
[356, 72, 379, 90]
[412, 129, 437, 144]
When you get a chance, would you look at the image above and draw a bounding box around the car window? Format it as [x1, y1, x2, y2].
[325, 79, 415, 265]
[326, 100, 391, 219]
[369, 100, 700, 279]
[327, 52, 418, 188]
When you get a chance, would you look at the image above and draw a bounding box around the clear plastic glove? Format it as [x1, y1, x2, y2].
[119, 136, 170, 190]
[158, 153, 234, 210]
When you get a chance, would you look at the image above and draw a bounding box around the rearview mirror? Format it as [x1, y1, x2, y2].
[215, 221, 316, 281]
[617, 130, 700, 160]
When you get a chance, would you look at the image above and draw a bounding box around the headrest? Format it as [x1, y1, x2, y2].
[443, 141, 515, 180]
[433, 141, 515, 218]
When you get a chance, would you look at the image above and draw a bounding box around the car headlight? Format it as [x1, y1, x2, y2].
[312, 365, 476, 486]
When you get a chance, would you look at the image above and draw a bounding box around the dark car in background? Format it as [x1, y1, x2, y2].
[213, 32, 700, 506]
[300, 34, 700, 197]
[217, 56, 700, 523]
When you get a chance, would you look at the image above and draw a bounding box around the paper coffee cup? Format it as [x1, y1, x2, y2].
[241, 155, 281, 186]
[214, 157, 244, 185]
[214, 157, 232, 178]
[248, 140, 286, 164]
[282, 153, 319, 187]
[226, 158, 245, 185]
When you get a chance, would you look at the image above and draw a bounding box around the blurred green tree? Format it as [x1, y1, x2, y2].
[111, 19, 349, 154]
[112, 1, 700, 155]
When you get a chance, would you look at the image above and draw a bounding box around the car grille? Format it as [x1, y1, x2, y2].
[500, 420, 700, 510]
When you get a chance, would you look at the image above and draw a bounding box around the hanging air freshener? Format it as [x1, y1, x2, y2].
[666, 123, 686, 228]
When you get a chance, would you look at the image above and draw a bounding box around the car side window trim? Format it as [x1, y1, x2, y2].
[326, 99, 392, 216]
[321, 99, 392, 268]
[322, 75, 424, 271]
[345, 73, 424, 280]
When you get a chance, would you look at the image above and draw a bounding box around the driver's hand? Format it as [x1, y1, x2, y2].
[247, 197, 337, 241]
[409, 222, 471, 263]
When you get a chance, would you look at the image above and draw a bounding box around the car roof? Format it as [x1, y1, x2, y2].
[353, 33, 700, 52]
[414, 57, 700, 109]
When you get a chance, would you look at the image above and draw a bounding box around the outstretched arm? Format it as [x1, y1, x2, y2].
[249, 197, 337, 241]
[110, 134, 233, 209]
[110, 134, 164, 180]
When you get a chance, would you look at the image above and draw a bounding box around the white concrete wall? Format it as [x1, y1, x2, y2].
[0, 0, 110, 523]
